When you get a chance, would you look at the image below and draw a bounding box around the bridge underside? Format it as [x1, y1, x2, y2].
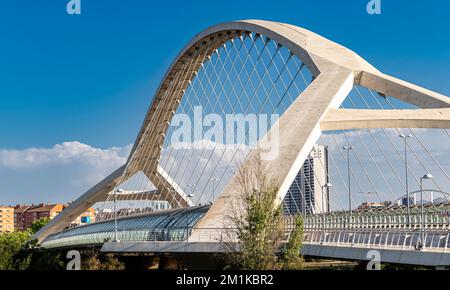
[40, 203, 450, 267]
[99, 241, 450, 267]
[302, 244, 450, 267]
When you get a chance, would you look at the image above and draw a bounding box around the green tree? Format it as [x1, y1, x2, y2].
[280, 214, 304, 269]
[0, 217, 125, 270]
[222, 155, 304, 270]
[25, 248, 65, 270]
[29, 217, 51, 234]
[81, 249, 125, 270]
[0, 230, 31, 270]
[0, 217, 61, 270]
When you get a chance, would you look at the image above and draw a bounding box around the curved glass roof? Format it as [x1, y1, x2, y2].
[41, 205, 210, 249]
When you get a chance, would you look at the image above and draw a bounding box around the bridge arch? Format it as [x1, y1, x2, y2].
[36, 20, 450, 244]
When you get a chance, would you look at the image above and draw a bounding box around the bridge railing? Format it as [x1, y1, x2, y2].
[113, 226, 450, 252]
[301, 210, 450, 230]
[41, 224, 450, 253]
[41, 211, 450, 251]
[304, 228, 450, 252]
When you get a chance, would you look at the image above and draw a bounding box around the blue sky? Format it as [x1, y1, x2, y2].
[0, 0, 449, 205]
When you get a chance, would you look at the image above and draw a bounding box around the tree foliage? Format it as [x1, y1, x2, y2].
[280, 214, 304, 269]
[0, 217, 126, 270]
[222, 155, 304, 270]
[81, 249, 125, 270]
[0, 230, 31, 270]
[29, 217, 51, 234]
[0, 217, 63, 270]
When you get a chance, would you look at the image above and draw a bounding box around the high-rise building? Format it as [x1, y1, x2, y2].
[283, 145, 329, 215]
[0, 206, 14, 233]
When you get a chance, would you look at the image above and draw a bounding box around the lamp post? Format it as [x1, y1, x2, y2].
[186, 192, 194, 242]
[113, 188, 123, 243]
[187, 184, 195, 201]
[342, 146, 353, 214]
[399, 134, 412, 225]
[419, 174, 433, 249]
[210, 177, 218, 197]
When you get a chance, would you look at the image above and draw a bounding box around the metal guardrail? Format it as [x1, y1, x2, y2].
[41, 210, 450, 252]
[114, 227, 236, 243]
[301, 211, 450, 230]
[111, 227, 450, 253]
[41, 225, 450, 253]
[303, 229, 450, 252]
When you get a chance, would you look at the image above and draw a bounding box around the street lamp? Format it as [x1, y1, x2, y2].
[210, 177, 218, 196]
[186, 187, 195, 242]
[342, 146, 353, 214]
[113, 188, 123, 243]
[419, 173, 433, 250]
[186, 184, 195, 200]
[186, 196, 194, 242]
[399, 134, 412, 225]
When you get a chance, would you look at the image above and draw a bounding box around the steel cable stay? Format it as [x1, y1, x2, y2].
[177, 35, 269, 205]
[167, 36, 254, 202]
[364, 88, 447, 214]
[122, 50, 202, 212]
[96, 57, 191, 220]
[190, 36, 300, 205]
[342, 92, 407, 215]
[200, 42, 307, 206]
[142, 40, 221, 209]
[148, 44, 219, 208]
[370, 88, 448, 206]
[293, 60, 384, 217]
[99, 45, 203, 219]
[291, 57, 379, 219]
[159, 40, 243, 207]
[123, 49, 204, 210]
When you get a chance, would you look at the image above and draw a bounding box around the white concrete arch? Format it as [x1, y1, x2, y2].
[321, 108, 450, 131]
[36, 20, 450, 243]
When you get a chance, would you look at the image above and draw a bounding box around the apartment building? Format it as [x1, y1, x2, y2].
[14, 203, 65, 231]
[0, 206, 14, 233]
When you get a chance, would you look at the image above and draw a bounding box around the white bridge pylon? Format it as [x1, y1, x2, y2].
[36, 20, 450, 243]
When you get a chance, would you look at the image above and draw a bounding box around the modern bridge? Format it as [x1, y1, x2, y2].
[35, 20, 450, 267]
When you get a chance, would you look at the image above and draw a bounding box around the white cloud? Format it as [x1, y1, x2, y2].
[0, 128, 448, 212]
[0, 142, 132, 205]
[0, 141, 131, 170]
